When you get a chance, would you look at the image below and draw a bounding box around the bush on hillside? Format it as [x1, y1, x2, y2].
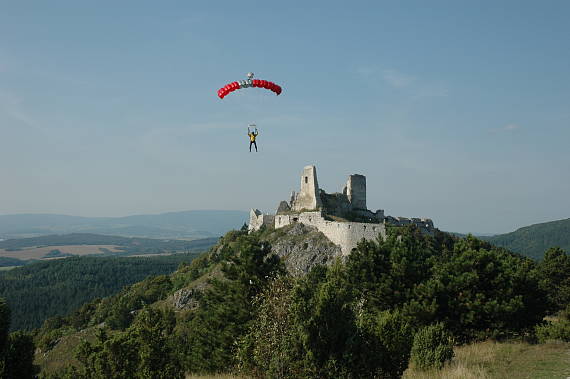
[536, 320, 570, 343]
[410, 323, 454, 370]
[415, 236, 547, 341]
[537, 247, 570, 313]
[236, 276, 301, 379]
[358, 309, 414, 378]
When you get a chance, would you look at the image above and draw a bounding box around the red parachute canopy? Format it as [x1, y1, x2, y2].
[217, 76, 282, 99]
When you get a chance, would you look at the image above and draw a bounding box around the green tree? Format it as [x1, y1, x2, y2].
[76, 308, 182, 379]
[2, 331, 38, 379]
[410, 323, 454, 370]
[358, 309, 414, 378]
[182, 233, 284, 373]
[346, 226, 437, 312]
[237, 276, 302, 379]
[0, 299, 10, 354]
[417, 238, 547, 340]
[0, 299, 38, 378]
[537, 247, 570, 312]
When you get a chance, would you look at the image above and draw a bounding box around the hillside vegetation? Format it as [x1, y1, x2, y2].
[0, 253, 202, 331]
[483, 218, 570, 260]
[30, 225, 570, 379]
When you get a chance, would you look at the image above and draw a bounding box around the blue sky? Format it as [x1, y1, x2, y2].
[1, 1, 569, 233]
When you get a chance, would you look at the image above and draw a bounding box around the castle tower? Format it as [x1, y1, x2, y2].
[291, 165, 322, 211]
[346, 174, 366, 210]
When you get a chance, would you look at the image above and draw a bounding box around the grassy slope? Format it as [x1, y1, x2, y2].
[35, 326, 101, 374]
[404, 340, 570, 379]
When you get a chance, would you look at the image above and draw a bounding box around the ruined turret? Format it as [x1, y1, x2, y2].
[291, 165, 322, 211]
[346, 174, 366, 210]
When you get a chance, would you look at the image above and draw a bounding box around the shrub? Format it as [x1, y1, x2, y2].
[410, 323, 454, 370]
[360, 309, 414, 378]
[236, 276, 301, 379]
[536, 320, 570, 343]
[559, 304, 570, 322]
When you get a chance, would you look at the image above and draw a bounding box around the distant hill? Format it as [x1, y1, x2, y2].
[0, 210, 249, 239]
[0, 233, 218, 265]
[0, 233, 217, 251]
[482, 218, 570, 260]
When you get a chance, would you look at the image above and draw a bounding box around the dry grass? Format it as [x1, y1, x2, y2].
[404, 340, 570, 379]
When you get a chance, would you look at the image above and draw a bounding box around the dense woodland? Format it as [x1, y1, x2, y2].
[22, 226, 569, 379]
[0, 299, 38, 378]
[483, 218, 570, 260]
[0, 253, 202, 331]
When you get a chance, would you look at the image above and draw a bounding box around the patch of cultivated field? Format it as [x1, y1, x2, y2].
[0, 245, 122, 260]
[404, 340, 570, 378]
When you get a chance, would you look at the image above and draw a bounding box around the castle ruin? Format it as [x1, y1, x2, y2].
[249, 165, 435, 255]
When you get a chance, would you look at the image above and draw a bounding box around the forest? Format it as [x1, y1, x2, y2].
[0, 253, 202, 331]
[20, 225, 569, 378]
[483, 218, 570, 260]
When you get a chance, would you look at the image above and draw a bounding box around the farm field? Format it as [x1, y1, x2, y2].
[0, 245, 122, 260]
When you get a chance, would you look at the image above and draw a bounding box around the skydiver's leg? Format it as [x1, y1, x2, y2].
[249, 141, 253, 152]
[254, 141, 258, 152]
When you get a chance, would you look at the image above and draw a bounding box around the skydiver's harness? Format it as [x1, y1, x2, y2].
[248, 132, 258, 142]
[248, 127, 258, 151]
[248, 127, 258, 142]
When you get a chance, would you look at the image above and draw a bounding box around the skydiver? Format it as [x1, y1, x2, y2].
[247, 125, 259, 152]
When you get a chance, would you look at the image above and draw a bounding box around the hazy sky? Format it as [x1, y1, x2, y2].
[1, 1, 569, 234]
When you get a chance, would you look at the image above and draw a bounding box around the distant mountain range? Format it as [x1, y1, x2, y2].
[0, 210, 249, 240]
[480, 218, 570, 260]
[1, 211, 567, 260]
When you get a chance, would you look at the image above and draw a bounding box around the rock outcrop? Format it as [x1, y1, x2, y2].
[265, 223, 342, 275]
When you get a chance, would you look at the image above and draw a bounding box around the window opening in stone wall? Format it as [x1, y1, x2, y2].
[293, 217, 299, 222]
[305, 176, 308, 183]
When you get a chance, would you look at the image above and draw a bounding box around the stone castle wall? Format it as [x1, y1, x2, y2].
[274, 211, 385, 255]
[249, 209, 275, 231]
[249, 164, 434, 256]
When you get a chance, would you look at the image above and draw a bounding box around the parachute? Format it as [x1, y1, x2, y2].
[217, 72, 282, 99]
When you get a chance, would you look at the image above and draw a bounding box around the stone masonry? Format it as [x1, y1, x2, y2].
[249, 165, 435, 256]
